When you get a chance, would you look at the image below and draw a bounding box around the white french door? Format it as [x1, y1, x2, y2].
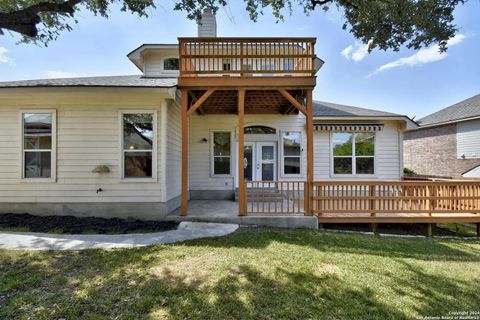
[238, 142, 276, 187]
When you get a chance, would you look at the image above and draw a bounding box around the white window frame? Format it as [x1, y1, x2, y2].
[20, 110, 57, 182]
[120, 110, 158, 182]
[281, 130, 302, 177]
[330, 132, 376, 177]
[162, 57, 180, 73]
[210, 130, 233, 177]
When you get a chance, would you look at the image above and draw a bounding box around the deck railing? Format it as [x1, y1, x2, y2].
[245, 181, 305, 214]
[178, 37, 316, 77]
[243, 180, 480, 217]
[312, 181, 480, 215]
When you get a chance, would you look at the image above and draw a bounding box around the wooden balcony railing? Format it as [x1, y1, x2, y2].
[312, 181, 480, 215]
[178, 37, 316, 77]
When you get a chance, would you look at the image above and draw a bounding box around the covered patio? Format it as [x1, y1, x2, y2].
[177, 37, 318, 217]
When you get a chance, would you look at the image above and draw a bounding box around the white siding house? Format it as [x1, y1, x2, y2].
[0, 80, 411, 219]
[0, 15, 416, 219]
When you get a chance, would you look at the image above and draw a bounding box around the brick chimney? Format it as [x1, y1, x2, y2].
[197, 9, 217, 37]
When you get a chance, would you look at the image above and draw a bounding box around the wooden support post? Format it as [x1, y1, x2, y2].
[427, 223, 433, 238]
[238, 89, 246, 216]
[371, 223, 379, 235]
[181, 90, 189, 216]
[305, 89, 313, 216]
[476, 223, 479, 238]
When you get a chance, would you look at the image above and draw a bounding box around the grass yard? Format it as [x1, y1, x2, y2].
[1, 228, 479, 320]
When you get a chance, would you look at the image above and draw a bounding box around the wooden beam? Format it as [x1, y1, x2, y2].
[177, 76, 316, 89]
[238, 89, 246, 216]
[188, 91, 204, 115]
[305, 89, 314, 216]
[187, 89, 215, 117]
[278, 89, 307, 115]
[181, 90, 189, 216]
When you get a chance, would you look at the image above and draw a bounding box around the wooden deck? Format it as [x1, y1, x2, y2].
[243, 180, 480, 224]
[318, 212, 480, 223]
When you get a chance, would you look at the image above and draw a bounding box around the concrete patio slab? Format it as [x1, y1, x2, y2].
[0, 222, 238, 251]
[169, 200, 318, 229]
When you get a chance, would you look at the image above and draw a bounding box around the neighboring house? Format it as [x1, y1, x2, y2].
[404, 94, 480, 178]
[0, 12, 417, 220]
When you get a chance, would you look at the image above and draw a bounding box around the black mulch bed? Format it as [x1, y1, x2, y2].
[0, 213, 179, 234]
[321, 223, 463, 237]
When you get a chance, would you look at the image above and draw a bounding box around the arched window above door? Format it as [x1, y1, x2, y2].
[244, 125, 276, 134]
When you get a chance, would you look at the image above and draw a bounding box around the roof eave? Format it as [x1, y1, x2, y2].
[127, 44, 180, 72]
[416, 115, 480, 129]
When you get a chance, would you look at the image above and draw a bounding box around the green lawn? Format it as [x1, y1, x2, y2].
[1, 228, 479, 320]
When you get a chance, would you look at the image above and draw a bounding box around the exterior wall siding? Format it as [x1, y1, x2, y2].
[189, 115, 403, 193]
[0, 88, 176, 218]
[404, 123, 480, 177]
[165, 100, 182, 201]
[457, 119, 480, 159]
[144, 50, 179, 77]
[0, 87, 406, 217]
[188, 114, 308, 192]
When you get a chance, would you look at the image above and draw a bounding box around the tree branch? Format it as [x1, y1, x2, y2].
[311, 0, 334, 8]
[0, 0, 83, 37]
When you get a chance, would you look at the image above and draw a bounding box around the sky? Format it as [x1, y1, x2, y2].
[0, 1, 479, 119]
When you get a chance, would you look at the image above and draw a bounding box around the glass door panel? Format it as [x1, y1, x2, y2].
[244, 144, 254, 181]
[258, 144, 275, 181]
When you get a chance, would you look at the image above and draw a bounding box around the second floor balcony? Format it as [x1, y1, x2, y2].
[177, 37, 321, 88]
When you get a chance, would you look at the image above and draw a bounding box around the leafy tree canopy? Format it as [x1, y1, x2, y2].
[0, 0, 466, 52]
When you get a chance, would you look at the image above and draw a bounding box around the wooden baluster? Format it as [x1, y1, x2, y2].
[297, 182, 301, 213]
[268, 181, 271, 213]
[280, 182, 284, 213]
[274, 181, 278, 213]
[251, 182, 254, 212]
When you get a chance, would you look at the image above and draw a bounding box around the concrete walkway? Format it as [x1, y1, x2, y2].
[0, 222, 238, 251]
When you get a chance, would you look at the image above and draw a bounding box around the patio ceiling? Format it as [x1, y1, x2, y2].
[188, 89, 306, 114]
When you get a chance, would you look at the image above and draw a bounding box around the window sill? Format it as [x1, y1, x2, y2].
[330, 174, 377, 179]
[209, 174, 233, 178]
[280, 173, 305, 179]
[19, 178, 56, 184]
[120, 177, 158, 183]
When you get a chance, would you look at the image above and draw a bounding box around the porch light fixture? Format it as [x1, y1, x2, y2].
[201, 138, 208, 143]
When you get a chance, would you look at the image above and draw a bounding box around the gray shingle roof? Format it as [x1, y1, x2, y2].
[313, 101, 400, 118]
[0, 75, 178, 88]
[418, 94, 480, 127]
